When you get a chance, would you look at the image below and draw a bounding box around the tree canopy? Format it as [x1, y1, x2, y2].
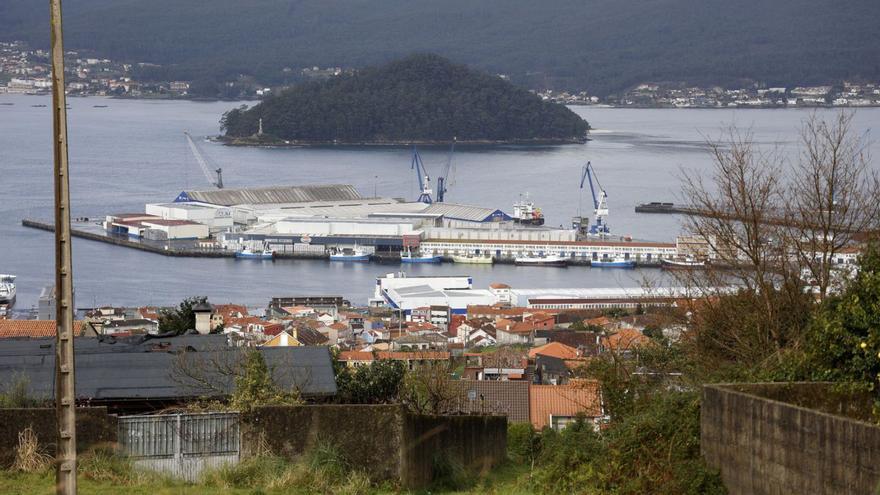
[3, 0, 878, 95]
[221, 54, 588, 144]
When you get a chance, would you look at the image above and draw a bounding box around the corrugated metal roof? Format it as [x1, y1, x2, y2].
[179, 184, 362, 206]
[0, 336, 336, 400]
[423, 203, 509, 222]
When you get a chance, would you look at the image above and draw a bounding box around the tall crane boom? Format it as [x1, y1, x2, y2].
[184, 132, 223, 189]
[410, 146, 433, 203]
[436, 138, 456, 202]
[579, 161, 610, 235]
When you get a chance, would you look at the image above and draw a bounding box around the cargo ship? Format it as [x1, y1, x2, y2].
[512, 194, 545, 225]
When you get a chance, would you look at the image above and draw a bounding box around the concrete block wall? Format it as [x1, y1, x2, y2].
[240, 404, 507, 489]
[702, 383, 880, 495]
[0, 407, 117, 467]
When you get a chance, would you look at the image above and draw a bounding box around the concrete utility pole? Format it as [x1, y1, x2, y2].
[49, 0, 77, 493]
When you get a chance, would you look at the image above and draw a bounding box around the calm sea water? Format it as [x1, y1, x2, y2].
[1, 94, 878, 310]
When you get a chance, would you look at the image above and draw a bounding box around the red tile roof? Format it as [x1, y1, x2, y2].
[529, 383, 602, 429]
[213, 304, 248, 320]
[528, 342, 580, 360]
[0, 320, 85, 338]
[602, 328, 650, 351]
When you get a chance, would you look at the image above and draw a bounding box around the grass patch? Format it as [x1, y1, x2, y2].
[0, 441, 535, 495]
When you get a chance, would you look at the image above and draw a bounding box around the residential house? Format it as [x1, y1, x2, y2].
[529, 383, 603, 431]
[392, 331, 448, 351]
[337, 350, 450, 370]
[599, 328, 650, 358]
[528, 342, 581, 360]
[463, 348, 528, 381]
[534, 354, 570, 385]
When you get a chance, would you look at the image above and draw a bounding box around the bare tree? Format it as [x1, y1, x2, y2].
[678, 126, 811, 368]
[784, 111, 880, 299]
[399, 361, 458, 415]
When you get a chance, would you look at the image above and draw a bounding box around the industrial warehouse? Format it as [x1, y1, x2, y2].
[100, 182, 682, 265]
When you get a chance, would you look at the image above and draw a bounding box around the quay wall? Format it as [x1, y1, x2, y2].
[23, 218, 674, 266]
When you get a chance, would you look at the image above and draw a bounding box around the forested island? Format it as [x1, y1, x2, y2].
[220, 55, 589, 145]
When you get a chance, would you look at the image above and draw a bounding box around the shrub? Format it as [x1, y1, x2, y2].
[507, 423, 540, 465]
[11, 427, 52, 473]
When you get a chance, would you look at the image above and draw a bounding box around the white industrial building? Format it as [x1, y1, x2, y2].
[145, 202, 233, 232]
[509, 287, 702, 310]
[103, 214, 209, 240]
[370, 274, 495, 315]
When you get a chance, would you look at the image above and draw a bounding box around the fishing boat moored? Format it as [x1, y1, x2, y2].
[235, 246, 274, 260]
[452, 254, 493, 264]
[514, 254, 568, 267]
[591, 258, 636, 268]
[401, 249, 442, 263]
[330, 247, 371, 262]
[661, 257, 706, 269]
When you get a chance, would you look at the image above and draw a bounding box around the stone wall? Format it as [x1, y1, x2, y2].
[0, 407, 117, 467]
[702, 383, 880, 495]
[240, 404, 507, 489]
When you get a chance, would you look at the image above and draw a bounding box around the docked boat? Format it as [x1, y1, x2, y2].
[0, 275, 16, 305]
[330, 247, 371, 262]
[514, 254, 568, 267]
[401, 249, 442, 263]
[235, 247, 274, 260]
[661, 257, 706, 269]
[591, 258, 636, 268]
[452, 254, 493, 264]
[512, 194, 545, 226]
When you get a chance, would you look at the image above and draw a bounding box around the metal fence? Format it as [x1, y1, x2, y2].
[118, 412, 240, 481]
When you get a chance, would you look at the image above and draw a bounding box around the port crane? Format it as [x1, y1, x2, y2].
[410, 146, 433, 203]
[580, 161, 610, 235]
[435, 138, 456, 203]
[184, 132, 224, 189]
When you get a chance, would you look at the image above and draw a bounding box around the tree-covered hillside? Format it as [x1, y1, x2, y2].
[220, 55, 589, 144]
[2, 0, 878, 95]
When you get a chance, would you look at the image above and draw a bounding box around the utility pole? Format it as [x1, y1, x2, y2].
[49, 0, 77, 493]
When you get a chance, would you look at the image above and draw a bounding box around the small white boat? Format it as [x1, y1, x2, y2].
[452, 254, 493, 264]
[592, 258, 636, 268]
[661, 257, 706, 269]
[235, 247, 274, 260]
[401, 249, 442, 263]
[514, 254, 568, 267]
[330, 247, 371, 262]
[0, 274, 16, 305]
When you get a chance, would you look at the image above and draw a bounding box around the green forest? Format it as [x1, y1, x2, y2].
[220, 55, 589, 144]
[2, 0, 878, 95]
